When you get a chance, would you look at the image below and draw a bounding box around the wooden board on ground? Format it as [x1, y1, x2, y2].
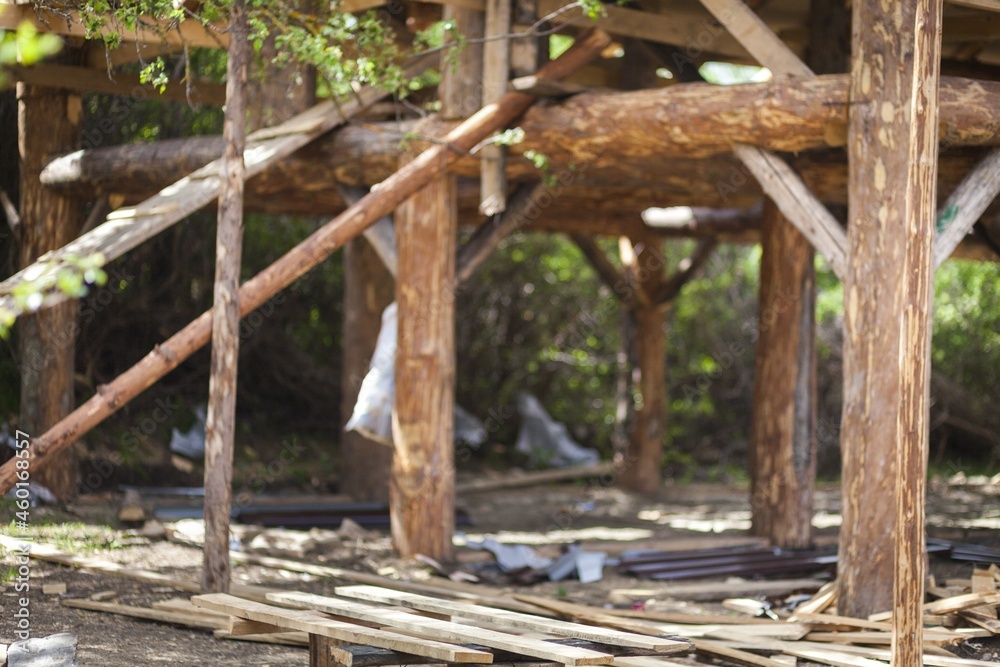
[62, 598, 230, 630]
[334, 585, 689, 653]
[270, 591, 616, 666]
[214, 628, 310, 646]
[192, 594, 494, 663]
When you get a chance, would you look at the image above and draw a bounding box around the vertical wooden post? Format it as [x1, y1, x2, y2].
[620, 238, 666, 493]
[892, 2, 943, 664]
[16, 79, 83, 500]
[392, 165, 457, 560]
[438, 6, 484, 119]
[480, 0, 512, 215]
[202, 0, 248, 594]
[340, 237, 395, 502]
[839, 0, 942, 633]
[748, 199, 817, 548]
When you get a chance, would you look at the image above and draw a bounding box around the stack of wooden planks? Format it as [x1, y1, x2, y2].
[16, 532, 999, 666]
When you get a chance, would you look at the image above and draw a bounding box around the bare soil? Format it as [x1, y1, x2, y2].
[3, 475, 1000, 666]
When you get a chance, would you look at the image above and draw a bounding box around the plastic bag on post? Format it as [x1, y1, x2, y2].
[345, 302, 397, 446]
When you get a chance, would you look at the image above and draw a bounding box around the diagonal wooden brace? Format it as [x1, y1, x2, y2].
[734, 143, 848, 280]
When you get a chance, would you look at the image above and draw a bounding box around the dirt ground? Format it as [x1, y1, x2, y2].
[3, 474, 1000, 666]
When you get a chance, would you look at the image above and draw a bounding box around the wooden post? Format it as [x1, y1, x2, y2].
[202, 0, 248, 594]
[16, 78, 83, 500]
[480, 0, 512, 215]
[891, 2, 943, 664]
[392, 167, 458, 560]
[620, 237, 666, 493]
[748, 199, 817, 548]
[746, 0, 845, 549]
[340, 236, 395, 502]
[839, 0, 943, 636]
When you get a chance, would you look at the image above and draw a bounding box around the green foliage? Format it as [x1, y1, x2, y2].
[0, 22, 63, 87]
[0, 254, 107, 339]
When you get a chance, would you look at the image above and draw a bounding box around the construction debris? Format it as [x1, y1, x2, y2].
[6, 634, 77, 667]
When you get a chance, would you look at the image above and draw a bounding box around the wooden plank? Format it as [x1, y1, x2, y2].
[0, 55, 433, 321]
[152, 598, 230, 619]
[0, 4, 227, 48]
[695, 0, 813, 77]
[804, 631, 976, 648]
[733, 143, 847, 279]
[690, 638, 789, 667]
[193, 594, 494, 663]
[933, 147, 1000, 269]
[270, 591, 616, 665]
[455, 462, 615, 494]
[792, 640, 999, 667]
[229, 618, 293, 636]
[215, 628, 310, 646]
[62, 598, 229, 630]
[7, 63, 225, 105]
[334, 585, 689, 653]
[0, 535, 277, 602]
[790, 581, 837, 617]
[869, 592, 1000, 621]
[957, 609, 1000, 633]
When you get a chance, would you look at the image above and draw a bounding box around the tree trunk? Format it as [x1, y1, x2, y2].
[202, 0, 248, 595]
[16, 80, 83, 501]
[391, 168, 458, 561]
[748, 199, 817, 548]
[839, 0, 942, 627]
[340, 236, 395, 502]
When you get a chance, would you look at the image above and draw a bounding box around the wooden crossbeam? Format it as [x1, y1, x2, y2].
[0, 56, 432, 320]
[192, 594, 494, 663]
[7, 62, 225, 106]
[269, 591, 616, 666]
[695, 0, 813, 77]
[733, 143, 847, 279]
[0, 4, 227, 49]
[933, 148, 1000, 269]
[333, 585, 691, 654]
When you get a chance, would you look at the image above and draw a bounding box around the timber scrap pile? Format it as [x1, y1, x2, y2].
[42, 541, 1000, 667]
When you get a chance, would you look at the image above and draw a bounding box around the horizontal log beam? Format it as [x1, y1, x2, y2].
[43, 74, 1000, 199]
[7, 63, 225, 106]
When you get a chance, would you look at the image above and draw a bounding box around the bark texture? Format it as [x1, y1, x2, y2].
[392, 169, 457, 560]
[839, 0, 942, 630]
[748, 200, 817, 549]
[202, 0, 248, 594]
[16, 81, 83, 500]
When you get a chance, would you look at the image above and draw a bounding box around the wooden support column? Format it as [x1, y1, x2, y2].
[745, 0, 845, 549]
[748, 199, 817, 548]
[202, 0, 248, 594]
[392, 167, 458, 560]
[619, 237, 666, 494]
[341, 236, 395, 502]
[480, 0, 511, 215]
[16, 78, 83, 500]
[839, 0, 943, 636]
